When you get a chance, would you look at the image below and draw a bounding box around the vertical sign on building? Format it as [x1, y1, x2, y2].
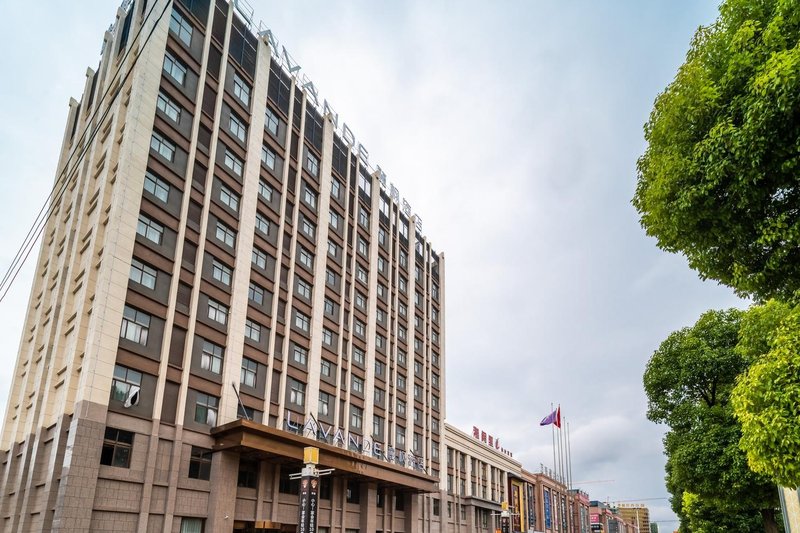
[544, 490, 552, 530]
[527, 484, 536, 531]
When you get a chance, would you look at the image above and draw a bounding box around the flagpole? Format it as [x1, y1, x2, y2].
[567, 421, 574, 491]
[551, 402, 557, 479]
[557, 412, 564, 484]
[559, 416, 566, 486]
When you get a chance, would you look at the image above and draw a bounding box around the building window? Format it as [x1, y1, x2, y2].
[180, 518, 204, 533]
[120, 305, 150, 345]
[169, 9, 193, 46]
[432, 441, 439, 459]
[244, 319, 261, 342]
[378, 227, 387, 247]
[352, 375, 364, 394]
[377, 283, 386, 299]
[432, 395, 439, 410]
[224, 149, 243, 177]
[322, 327, 333, 346]
[248, 282, 265, 306]
[150, 131, 176, 162]
[129, 258, 157, 289]
[137, 214, 164, 245]
[100, 427, 134, 468]
[258, 179, 273, 202]
[432, 352, 440, 366]
[399, 219, 409, 240]
[355, 292, 366, 310]
[398, 276, 407, 293]
[211, 258, 232, 285]
[294, 310, 310, 333]
[398, 326, 407, 341]
[241, 358, 258, 388]
[375, 359, 385, 377]
[380, 196, 390, 217]
[354, 319, 365, 337]
[346, 480, 360, 504]
[432, 498, 440, 517]
[156, 91, 181, 122]
[219, 183, 239, 213]
[356, 266, 367, 284]
[261, 145, 277, 171]
[289, 378, 306, 407]
[397, 374, 406, 390]
[296, 278, 312, 300]
[414, 360, 422, 376]
[375, 334, 385, 349]
[265, 107, 280, 137]
[252, 247, 268, 269]
[194, 393, 218, 426]
[397, 399, 406, 417]
[396, 426, 405, 448]
[301, 218, 316, 239]
[303, 186, 318, 211]
[374, 387, 384, 404]
[399, 250, 408, 268]
[432, 373, 440, 387]
[111, 365, 142, 407]
[319, 391, 331, 417]
[331, 178, 341, 199]
[298, 247, 314, 269]
[215, 221, 236, 248]
[377, 256, 386, 273]
[414, 384, 422, 400]
[358, 173, 371, 197]
[255, 212, 271, 236]
[305, 151, 319, 177]
[292, 345, 308, 366]
[350, 405, 363, 430]
[200, 340, 224, 374]
[398, 350, 407, 366]
[357, 237, 368, 257]
[432, 308, 439, 323]
[144, 171, 170, 202]
[163, 51, 187, 85]
[238, 458, 259, 488]
[232, 71, 251, 106]
[324, 297, 336, 317]
[353, 347, 365, 366]
[358, 208, 369, 229]
[414, 408, 422, 424]
[327, 240, 339, 258]
[329, 210, 341, 230]
[229, 113, 247, 142]
[207, 299, 228, 325]
[321, 359, 333, 378]
[188, 446, 212, 480]
[373, 415, 384, 438]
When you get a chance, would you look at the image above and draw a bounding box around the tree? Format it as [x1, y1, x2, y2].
[633, 0, 800, 490]
[633, 0, 800, 302]
[644, 309, 781, 532]
[732, 303, 800, 487]
[682, 491, 763, 533]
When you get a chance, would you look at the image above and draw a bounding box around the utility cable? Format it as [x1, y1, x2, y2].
[0, 0, 172, 303]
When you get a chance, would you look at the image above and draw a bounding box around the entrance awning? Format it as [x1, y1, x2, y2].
[212, 419, 439, 493]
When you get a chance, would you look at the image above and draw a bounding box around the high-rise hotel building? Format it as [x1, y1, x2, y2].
[0, 0, 445, 531]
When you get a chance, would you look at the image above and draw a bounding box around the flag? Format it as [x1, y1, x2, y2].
[540, 406, 561, 428]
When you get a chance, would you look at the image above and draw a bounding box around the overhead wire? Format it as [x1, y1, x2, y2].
[0, 0, 172, 303]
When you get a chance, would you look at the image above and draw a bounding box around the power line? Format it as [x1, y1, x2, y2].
[0, 0, 171, 303]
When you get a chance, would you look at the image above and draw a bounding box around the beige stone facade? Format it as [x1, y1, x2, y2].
[0, 0, 445, 531]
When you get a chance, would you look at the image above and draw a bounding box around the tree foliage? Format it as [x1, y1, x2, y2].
[644, 309, 781, 532]
[633, 0, 800, 301]
[732, 303, 800, 487]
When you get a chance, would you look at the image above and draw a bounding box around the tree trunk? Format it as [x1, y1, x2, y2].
[761, 508, 778, 533]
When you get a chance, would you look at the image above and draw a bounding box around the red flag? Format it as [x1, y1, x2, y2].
[554, 406, 561, 429]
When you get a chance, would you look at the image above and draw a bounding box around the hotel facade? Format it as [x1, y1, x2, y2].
[0, 0, 445, 531]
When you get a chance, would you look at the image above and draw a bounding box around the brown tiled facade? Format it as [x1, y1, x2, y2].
[0, 0, 444, 531]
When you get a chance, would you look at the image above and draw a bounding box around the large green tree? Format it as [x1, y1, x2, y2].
[644, 309, 781, 532]
[634, 0, 800, 488]
[633, 0, 800, 301]
[732, 303, 800, 487]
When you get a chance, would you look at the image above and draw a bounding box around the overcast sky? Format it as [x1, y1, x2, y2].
[0, 0, 741, 527]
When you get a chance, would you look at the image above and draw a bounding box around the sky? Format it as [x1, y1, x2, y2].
[0, 0, 742, 527]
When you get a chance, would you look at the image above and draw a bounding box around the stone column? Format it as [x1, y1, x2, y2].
[359, 481, 377, 532]
[207, 450, 240, 531]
